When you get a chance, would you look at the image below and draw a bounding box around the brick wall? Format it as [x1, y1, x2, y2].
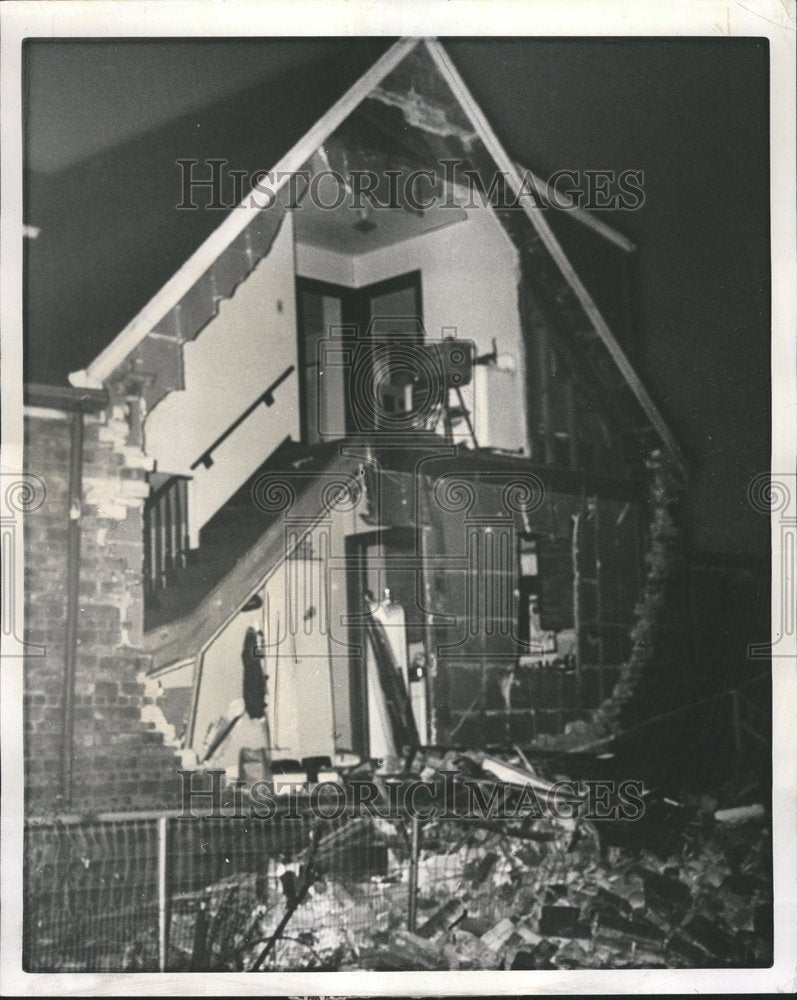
[24, 401, 184, 816]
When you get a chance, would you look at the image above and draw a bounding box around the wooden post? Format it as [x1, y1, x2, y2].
[408, 814, 420, 932]
[157, 815, 171, 972]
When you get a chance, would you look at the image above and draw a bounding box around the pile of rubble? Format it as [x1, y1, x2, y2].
[350, 817, 771, 970]
[163, 748, 771, 971]
[343, 750, 772, 971]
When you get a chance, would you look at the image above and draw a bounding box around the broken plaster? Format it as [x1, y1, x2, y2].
[86, 400, 153, 520]
[138, 671, 199, 770]
[370, 85, 477, 148]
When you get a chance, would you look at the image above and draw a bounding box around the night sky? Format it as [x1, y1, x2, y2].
[23, 37, 770, 558]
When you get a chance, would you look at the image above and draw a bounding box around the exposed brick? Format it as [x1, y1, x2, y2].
[24, 409, 183, 816]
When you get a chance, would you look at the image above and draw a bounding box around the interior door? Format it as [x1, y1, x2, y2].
[296, 271, 423, 443]
[296, 279, 349, 444]
[355, 271, 424, 432]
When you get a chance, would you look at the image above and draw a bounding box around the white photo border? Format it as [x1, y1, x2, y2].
[2, 1, 794, 995]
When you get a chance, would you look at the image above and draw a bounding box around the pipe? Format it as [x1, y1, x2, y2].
[61, 409, 84, 807]
[408, 814, 420, 932]
[157, 815, 171, 971]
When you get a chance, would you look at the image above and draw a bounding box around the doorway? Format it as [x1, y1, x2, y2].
[296, 270, 423, 443]
[347, 528, 429, 760]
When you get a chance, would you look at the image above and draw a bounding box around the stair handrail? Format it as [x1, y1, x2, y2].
[190, 364, 295, 471]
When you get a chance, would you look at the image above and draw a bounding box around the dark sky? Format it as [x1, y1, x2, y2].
[23, 37, 770, 558]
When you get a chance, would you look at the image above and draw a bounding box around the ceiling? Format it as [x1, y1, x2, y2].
[292, 170, 468, 255]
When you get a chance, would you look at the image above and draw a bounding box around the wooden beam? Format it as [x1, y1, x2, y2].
[24, 382, 108, 412]
[516, 165, 637, 254]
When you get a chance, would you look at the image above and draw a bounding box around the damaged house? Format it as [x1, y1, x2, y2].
[24, 37, 696, 814]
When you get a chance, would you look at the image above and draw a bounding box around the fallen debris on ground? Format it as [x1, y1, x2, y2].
[160, 746, 772, 971]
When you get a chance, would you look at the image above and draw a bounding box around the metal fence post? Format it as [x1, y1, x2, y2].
[408, 814, 420, 932]
[157, 815, 171, 971]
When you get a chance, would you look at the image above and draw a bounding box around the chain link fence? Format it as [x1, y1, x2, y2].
[25, 815, 162, 971]
[24, 773, 772, 972]
[26, 802, 560, 972]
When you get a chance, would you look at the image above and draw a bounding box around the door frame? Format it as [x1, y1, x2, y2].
[295, 270, 424, 443]
[345, 525, 427, 759]
[354, 269, 423, 337]
[295, 276, 357, 445]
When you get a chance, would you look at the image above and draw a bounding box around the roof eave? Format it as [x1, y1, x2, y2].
[70, 36, 422, 390]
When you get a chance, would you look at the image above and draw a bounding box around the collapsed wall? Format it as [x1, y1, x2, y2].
[24, 395, 184, 816]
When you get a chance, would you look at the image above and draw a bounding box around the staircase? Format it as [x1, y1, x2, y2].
[143, 438, 362, 672]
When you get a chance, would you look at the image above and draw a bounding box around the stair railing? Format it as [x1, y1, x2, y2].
[144, 475, 191, 599]
[190, 365, 295, 471]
